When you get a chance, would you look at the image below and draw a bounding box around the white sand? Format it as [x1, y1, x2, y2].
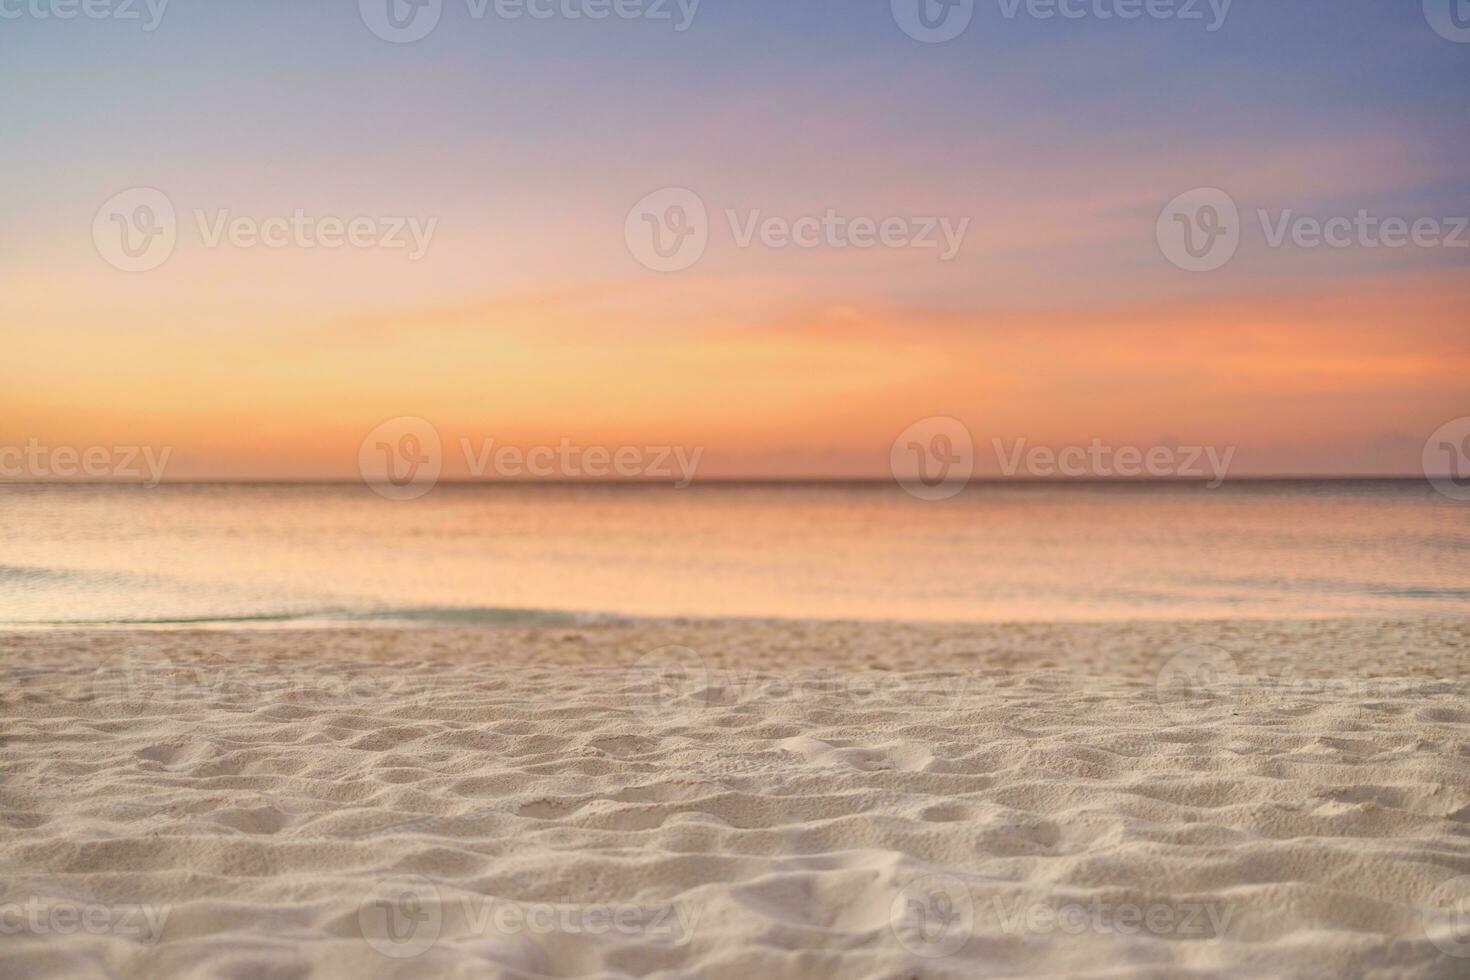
[2, 618, 1469, 978]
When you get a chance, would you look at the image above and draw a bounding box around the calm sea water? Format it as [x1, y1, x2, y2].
[0, 482, 1466, 626]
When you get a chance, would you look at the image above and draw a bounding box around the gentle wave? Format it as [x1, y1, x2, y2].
[0, 606, 602, 630]
[2, 482, 1466, 626]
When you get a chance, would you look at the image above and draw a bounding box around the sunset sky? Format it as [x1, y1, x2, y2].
[3, 0, 1467, 479]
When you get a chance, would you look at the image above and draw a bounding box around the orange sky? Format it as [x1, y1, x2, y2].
[4, 3, 1467, 480]
[5, 261, 1465, 479]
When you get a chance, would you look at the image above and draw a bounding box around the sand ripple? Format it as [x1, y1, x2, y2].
[2, 620, 1468, 978]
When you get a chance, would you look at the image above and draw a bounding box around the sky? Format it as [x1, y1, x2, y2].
[2, 0, 1467, 480]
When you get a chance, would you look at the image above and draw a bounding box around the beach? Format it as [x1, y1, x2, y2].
[4, 617, 1469, 978]
[11, 0, 1468, 976]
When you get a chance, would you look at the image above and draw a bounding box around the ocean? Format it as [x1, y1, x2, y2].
[1, 481, 1465, 627]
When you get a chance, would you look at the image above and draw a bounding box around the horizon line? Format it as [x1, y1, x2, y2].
[0, 475, 1442, 487]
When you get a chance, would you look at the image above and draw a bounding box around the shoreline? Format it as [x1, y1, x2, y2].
[5, 616, 1467, 679]
[5, 608, 1470, 636]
